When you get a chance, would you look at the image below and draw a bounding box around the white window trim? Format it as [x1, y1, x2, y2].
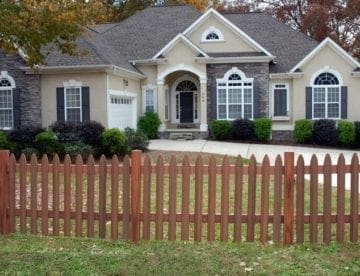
[201, 26, 224, 42]
[0, 71, 15, 129]
[164, 85, 170, 121]
[64, 87, 82, 123]
[216, 67, 254, 120]
[271, 83, 289, 118]
[312, 85, 341, 120]
[142, 84, 157, 113]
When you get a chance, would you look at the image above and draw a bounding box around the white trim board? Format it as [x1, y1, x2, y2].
[290, 37, 360, 73]
[182, 8, 275, 58]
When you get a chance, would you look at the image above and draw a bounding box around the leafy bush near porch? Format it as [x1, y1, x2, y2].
[294, 119, 313, 144]
[101, 128, 129, 157]
[231, 119, 254, 140]
[124, 127, 149, 151]
[313, 119, 338, 146]
[35, 131, 64, 158]
[138, 111, 161, 139]
[337, 121, 356, 147]
[253, 118, 272, 141]
[211, 120, 231, 140]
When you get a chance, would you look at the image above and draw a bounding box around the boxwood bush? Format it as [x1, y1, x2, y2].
[101, 128, 129, 157]
[124, 127, 149, 151]
[294, 119, 313, 144]
[64, 142, 93, 162]
[253, 118, 272, 141]
[211, 120, 231, 140]
[137, 111, 161, 139]
[313, 119, 338, 146]
[337, 121, 355, 147]
[35, 131, 64, 158]
[231, 119, 254, 140]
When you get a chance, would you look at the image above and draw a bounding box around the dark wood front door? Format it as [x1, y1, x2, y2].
[180, 92, 193, 123]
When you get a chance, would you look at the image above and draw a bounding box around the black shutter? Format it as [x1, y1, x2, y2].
[81, 86, 90, 121]
[305, 86, 312, 119]
[341, 86, 348, 119]
[56, 87, 65, 121]
[253, 87, 260, 118]
[12, 88, 21, 128]
[274, 89, 287, 116]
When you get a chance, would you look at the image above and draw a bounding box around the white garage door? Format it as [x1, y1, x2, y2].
[108, 95, 136, 130]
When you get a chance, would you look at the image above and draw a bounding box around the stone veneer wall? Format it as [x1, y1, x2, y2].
[206, 63, 269, 122]
[0, 51, 41, 127]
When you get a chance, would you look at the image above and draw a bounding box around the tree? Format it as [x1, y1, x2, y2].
[0, 0, 111, 66]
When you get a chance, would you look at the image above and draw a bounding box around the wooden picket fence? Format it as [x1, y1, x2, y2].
[0, 150, 359, 245]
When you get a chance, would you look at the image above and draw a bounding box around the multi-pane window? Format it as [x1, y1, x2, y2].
[164, 88, 169, 121]
[312, 72, 340, 119]
[273, 84, 288, 117]
[145, 89, 155, 112]
[65, 87, 82, 123]
[206, 32, 219, 40]
[216, 70, 253, 120]
[0, 78, 13, 129]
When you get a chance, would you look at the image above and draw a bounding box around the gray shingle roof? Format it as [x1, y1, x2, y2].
[45, 5, 318, 74]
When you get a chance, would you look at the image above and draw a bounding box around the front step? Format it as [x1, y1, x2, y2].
[169, 132, 194, 140]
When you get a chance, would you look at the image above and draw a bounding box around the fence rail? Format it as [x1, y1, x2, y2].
[0, 150, 359, 245]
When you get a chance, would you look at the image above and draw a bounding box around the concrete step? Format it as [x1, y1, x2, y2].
[169, 132, 194, 140]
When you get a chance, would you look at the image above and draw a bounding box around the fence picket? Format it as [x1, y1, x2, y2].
[323, 154, 332, 244]
[221, 156, 229, 242]
[194, 155, 203, 242]
[247, 155, 256, 242]
[52, 154, 60, 236]
[122, 156, 130, 240]
[350, 154, 359, 242]
[19, 154, 26, 233]
[99, 155, 107, 239]
[8, 154, 16, 232]
[233, 156, 243, 242]
[181, 155, 190, 241]
[87, 155, 95, 238]
[295, 155, 305, 244]
[168, 156, 177, 241]
[336, 154, 345, 242]
[75, 155, 83, 237]
[155, 156, 164, 240]
[260, 155, 270, 244]
[273, 155, 282, 243]
[111, 155, 119, 240]
[30, 154, 38, 234]
[207, 156, 216, 242]
[41, 155, 49, 236]
[64, 155, 71, 236]
[310, 155, 318, 244]
[142, 155, 151, 240]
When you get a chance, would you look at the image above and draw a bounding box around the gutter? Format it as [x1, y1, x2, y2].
[129, 58, 167, 65]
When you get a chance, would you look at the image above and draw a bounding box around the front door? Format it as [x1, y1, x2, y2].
[180, 92, 193, 123]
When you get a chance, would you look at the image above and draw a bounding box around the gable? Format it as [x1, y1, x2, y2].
[186, 14, 258, 53]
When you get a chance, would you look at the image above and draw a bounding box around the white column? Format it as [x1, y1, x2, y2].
[157, 79, 166, 131]
[200, 78, 208, 132]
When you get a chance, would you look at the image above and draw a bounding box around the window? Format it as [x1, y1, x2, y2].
[0, 75, 14, 129]
[216, 68, 253, 120]
[273, 84, 288, 117]
[145, 89, 155, 112]
[65, 87, 82, 123]
[206, 32, 219, 40]
[201, 26, 224, 42]
[312, 72, 340, 119]
[165, 87, 170, 121]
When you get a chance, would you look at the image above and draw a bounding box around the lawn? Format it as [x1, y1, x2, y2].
[0, 234, 359, 275]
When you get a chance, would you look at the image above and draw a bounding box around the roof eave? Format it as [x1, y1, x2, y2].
[270, 72, 304, 79]
[195, 55, 276, 64]
[129, 58, 167, 65]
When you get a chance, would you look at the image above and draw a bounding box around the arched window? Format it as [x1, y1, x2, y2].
[0, 72, 15, 129]
[205, 32, 219, 40]
[201, 26, 224, 42]
[216, 68, 253, 120]
[312, 71, 341, 119]
[176, 80, 197, 92]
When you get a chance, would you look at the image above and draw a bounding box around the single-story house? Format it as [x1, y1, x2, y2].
[1, 5, 359, 140]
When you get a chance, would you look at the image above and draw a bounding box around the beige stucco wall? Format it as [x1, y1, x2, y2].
[41, 72, 107, 127]
[137, 65, 157, 87]
[292, 44, 360, 122]
[187, 15, 258, 53]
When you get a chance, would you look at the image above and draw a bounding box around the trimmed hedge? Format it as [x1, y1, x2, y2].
[211, 120, 231, 140]
[35, 131, 64, 158]
[294, 119, 313, 144]
[313, 119, 338, 146]
[231, 119, 254, 140]
[7, 126, 43, 152]
[138, 111, 161, 139]
[101, 128, 129, 157]
[338, 121, 355, 147]
[49, 121, 78, 142]
[253, 118, 272, 141]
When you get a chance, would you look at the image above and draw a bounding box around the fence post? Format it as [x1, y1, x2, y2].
[131, 150, 141, 242]
[0, 150, 9, 235]
[284, 152, 294, 245]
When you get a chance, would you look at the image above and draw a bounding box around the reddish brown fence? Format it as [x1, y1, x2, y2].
[0, 150, 359, 245]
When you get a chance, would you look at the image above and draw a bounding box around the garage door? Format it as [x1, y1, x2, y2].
[108, 95, 136, 130]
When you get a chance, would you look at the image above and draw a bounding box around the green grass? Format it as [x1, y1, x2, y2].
[0, 234, 360, 275]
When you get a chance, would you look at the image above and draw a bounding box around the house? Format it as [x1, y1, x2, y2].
[1, 5, 359, 140]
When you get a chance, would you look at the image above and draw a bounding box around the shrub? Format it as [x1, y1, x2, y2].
[253, 118, 272, 141]
[211, 120, 231, 140]
[76, 121, 105, 147]
[35, 131, 64, 157]
[7, 126, 43, 151]
[313, 119, 338, 146]
[0, 131, 14, 151]
[21, 147, 39, 160]
[64, 142, 93, 162]
[294, 119, 313, 144]
[231, 119, 254, 140]
[355, 122, 360, 147]
[337, 121, 355, 147]
[101, 128, 129, 157]
[124, 127, 149, 151]
[49, 121, 78, 142]
[137, 111, 161, 139]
